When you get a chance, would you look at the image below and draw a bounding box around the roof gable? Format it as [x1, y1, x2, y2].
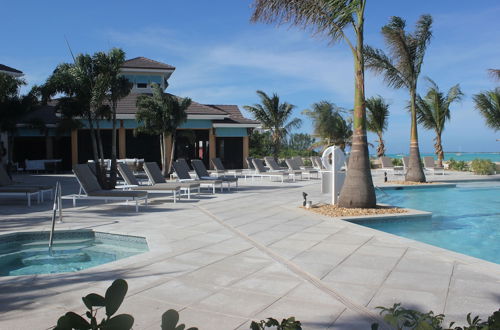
[122, 57, 175, 70]
[0, 64, 23, 74]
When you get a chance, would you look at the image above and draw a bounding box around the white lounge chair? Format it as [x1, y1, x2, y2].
[191, 159, 238, 191]
[173, 160, 223, 193]
[379, 156, 403, 178]
[251, 158, 290, 183]
[68, 164, 148, 212]
[423, 156, 445, 175]
[286, 158, 318, 180]
[0, 166, 53, 206]
[211, 158, 242, 177]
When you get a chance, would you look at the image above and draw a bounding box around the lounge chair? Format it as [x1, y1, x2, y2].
[119, 163, 190, 201]
[379, 156, 403, 178]
[251, 158, 290, 183]
[402, 156, 410, 174]
[69, 164, 148, 212]
[191, 159, 238, 191]
[264, 157, 299, 181]
[423, 156, 445, 175]
[293, 156, 315, 170]
[172, 160, 223, 193]
[211, 158, 242, 177]
[0, 166, 53, 205]
[286, 158, 319, 180]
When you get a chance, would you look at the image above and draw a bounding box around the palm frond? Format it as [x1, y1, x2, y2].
[473, 88, 500, 131]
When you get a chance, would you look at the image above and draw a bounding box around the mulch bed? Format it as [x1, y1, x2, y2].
[303, 203, 407, 218]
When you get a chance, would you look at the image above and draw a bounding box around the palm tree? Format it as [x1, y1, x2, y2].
[302, 101, 352, 152]
[416, 78, 463, 167]
[251, 0, 376, 208]
[243, 90, 301, 159]
[94, 48, 133, 186]
[136, 84, 191, 176]
[364, 15, 433, 182]
[473, 87, 500, 131]
[0, 74, 38, 169]
[43, 54, 110, 186]
[365, 96, 389, 158]
[488, 69, 500, 81]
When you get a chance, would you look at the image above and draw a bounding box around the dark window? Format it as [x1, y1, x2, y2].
[136, 83, 148, 88]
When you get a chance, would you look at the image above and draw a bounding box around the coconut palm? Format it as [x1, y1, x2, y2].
[365, 96, 389, 158]
[251, 0, 376, 208]
[364, 15, 433, 182]
[302, 101, 352, 152]
[473, 88, 500, 131]
[43, 54, 110, 186]
[488, 69, 500, 81]
[136, 84, 191, 176]
[243, 90, 301, 159]
[416, 78, 463, 167]
[94, 48, 133, 185]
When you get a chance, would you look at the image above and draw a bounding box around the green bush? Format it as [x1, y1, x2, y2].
[392, 158, 403, 166]
[371, 303, 500, 330]
[470, 159, 496, 175]
[448, 158, 469, 171]
[251, 317, 302, 330]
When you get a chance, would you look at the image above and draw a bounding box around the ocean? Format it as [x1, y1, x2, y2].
[383, 152, 500, 162]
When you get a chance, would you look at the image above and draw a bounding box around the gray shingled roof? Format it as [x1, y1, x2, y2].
[208, 105, 260, 125]
[0, 64, 23, 74]
[122, 57, 175, 70]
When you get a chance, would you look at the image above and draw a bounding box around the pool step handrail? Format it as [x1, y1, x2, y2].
[48, 181, 63, 252]
[374, 185, 389, 197]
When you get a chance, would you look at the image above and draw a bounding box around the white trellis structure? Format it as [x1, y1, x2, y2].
[320, 146, 346, 205]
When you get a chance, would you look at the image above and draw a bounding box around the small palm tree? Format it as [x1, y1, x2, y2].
[364, 15, 433, 182]
[302, 101, 352, 151]
[243, 90, 301, 159]
[365, 96, 390, 158]
[94, 48, 133, 185]
[473, 87, 500, 131]
[416, 78, 463, 167]
[136, 84, 191, 176]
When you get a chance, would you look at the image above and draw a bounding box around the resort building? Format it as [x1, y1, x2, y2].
[12, 57, 259, 170]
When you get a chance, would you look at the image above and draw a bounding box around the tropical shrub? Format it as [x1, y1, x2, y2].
[371, 303, 500, 330]
[448, 158, 469, 171]
[392, 158, 403, 166]
[470, 159, 496, 175]
[251, 317, 302, 330]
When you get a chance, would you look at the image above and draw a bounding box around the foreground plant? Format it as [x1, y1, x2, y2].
[470, 159, 496, 175]
[251, 317, 302, 330]
[371, 303, 500, 330]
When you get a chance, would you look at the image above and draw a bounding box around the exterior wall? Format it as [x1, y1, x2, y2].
[214, 127, 248, 137]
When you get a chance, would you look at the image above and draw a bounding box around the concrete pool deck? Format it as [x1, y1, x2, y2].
[0, 170, 499, 329]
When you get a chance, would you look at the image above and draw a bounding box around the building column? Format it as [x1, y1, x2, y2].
[71, 129, 78, 166]
[242, 135, 249, 169]
[119, 120, 126, 159]
[45, 136, 54, 159]
[209, 128, 216, 169]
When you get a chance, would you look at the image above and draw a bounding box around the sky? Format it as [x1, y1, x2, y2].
[1, 0, 499, 154]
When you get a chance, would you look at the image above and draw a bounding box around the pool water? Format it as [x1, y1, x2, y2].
[357, 183, 500, 264]
[0, 231, 148, 276]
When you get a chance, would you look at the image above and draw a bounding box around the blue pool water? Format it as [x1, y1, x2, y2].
[357, 183, 500, 264]
[0, 230, 148, 276]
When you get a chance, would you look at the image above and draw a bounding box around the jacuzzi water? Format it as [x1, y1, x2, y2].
[0, 230, 148, 276]
[355, 182, 500, 264]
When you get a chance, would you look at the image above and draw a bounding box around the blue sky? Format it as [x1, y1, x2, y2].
[2, 0, 499, 153]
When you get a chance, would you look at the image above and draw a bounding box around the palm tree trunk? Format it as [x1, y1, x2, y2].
[159, 134, 164, 171]
[338, 15, 376, 208]
[88, 116, 106, 186]
[109, 103, 118, 188]
[435, 133, 444, 167]
[168, 134, 176, 175]
[162, 133, 169, 177]
[377, 132, 385, 158]
[405, 89, 426, 182]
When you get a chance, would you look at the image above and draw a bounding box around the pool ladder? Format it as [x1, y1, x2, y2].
[374, 185, 389, 197]
[48, 182, 63, 252]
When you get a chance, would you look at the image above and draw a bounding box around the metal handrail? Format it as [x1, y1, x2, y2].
[48, 182, 63, 252]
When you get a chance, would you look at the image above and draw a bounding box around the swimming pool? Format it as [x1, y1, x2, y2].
[0, 230, 148, 276]
[356, 182, 500, 264]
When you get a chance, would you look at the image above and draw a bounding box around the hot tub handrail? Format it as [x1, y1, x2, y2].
[48, 181, 63, 252]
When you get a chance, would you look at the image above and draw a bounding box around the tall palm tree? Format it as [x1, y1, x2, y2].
[364, 15, 433, 182]
[416, 78, 463, 167]
[251, 0, 376, 208]
[473, 87, 500, 131]
[243, 90, 301, 159]
[94, 48, 133, 186]
[136, 84, 191, 176]
[488, 69, 500, 81]
[302, 101, 352, 152]
[365, 96, 389, 158]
